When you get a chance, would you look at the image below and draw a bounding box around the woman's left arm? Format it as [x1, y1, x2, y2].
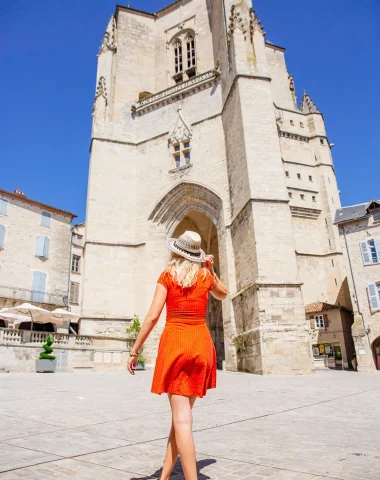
[127, 283, 167, 375]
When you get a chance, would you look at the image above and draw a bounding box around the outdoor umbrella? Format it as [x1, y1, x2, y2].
[1, 303, 56, 330]
[50, 308, 81, 323]
[0, 309, 31, 327]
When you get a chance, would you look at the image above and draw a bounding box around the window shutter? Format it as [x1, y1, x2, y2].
[36, 235, 45, 257]
[368, 283, 380, 311]
[0, 225, 5, 248]
[43, 237, 50, 258]
[0, 198, 8, 215]
[374, 238, 380, 260]
[360, 241, 371, 265]
[323, 314, 329, 328]
[31, 271, 47, 303]
[41, 212, 51, 228]
[310, 317, 315, 329]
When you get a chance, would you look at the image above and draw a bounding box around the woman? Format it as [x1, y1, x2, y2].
[127, 230, 227, 480]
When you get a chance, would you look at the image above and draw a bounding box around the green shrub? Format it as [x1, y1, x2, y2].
[126, 315, 141, 339]
[137, 353, 145, 363]
[39, 335, 56, 360]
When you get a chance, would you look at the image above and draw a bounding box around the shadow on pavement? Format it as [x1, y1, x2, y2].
[130, 457, 216, 479]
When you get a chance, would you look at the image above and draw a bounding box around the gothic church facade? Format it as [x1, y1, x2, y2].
[83, 0, 348, 374]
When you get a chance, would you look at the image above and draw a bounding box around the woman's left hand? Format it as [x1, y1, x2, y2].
[127, 355, 137, 375]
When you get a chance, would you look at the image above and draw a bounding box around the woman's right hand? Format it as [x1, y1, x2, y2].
[203, 254, 214, 273]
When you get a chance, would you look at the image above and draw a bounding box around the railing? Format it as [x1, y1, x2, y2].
[0, 284, 68, 306]
[0, 328, 93, 347]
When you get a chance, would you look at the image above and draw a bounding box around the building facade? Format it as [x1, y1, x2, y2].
[69, 223, 85, 316]
[335, 200, 380, 372]
[82, 0, 350, 373]
[0, 188, 76, 320]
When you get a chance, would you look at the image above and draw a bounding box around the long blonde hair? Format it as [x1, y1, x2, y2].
[166, 253, 206, 288]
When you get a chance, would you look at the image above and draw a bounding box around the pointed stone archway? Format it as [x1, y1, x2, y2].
[149, 182, 227, 369]
[148, 181, 223, 236]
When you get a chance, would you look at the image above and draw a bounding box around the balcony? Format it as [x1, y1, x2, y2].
[0, 284, 68, 307]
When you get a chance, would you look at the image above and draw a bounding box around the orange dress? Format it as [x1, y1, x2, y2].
[151, 268, 216, 398]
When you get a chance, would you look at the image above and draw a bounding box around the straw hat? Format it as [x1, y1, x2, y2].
[166, 231, 206, 263]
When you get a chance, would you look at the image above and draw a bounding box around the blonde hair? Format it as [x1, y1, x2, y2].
[166, 253, 206, 288]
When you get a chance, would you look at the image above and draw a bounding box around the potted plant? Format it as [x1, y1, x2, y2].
[36, 335, 56, 373]
[135, 353, 145, 370]
[126, 316, 145, 371]
[126, 315, 141, 339]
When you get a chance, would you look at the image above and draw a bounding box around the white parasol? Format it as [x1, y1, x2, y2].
[1, 303, 58, 330]
[50, 308, 81, 323]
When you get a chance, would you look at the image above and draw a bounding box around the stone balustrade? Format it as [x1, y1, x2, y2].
[0, 328, 96, 348]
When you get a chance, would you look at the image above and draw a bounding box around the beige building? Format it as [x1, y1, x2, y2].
[69, 223, 85, 317]
[306, 302, 354, 370]
[0, 188, 76, 326]
[81, 0, 351, 374]
[335, 200, 380, 372]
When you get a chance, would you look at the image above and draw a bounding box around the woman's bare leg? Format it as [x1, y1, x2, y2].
[159, 393, 197, 480]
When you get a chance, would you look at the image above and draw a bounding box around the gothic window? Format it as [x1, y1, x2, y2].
[185, 34, 196, 78]
[172, 31, 196, 83]
[172, 139, 191, 169]
[174, 39, 183, 83]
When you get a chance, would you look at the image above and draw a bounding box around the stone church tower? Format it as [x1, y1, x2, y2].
[82, 0, 347, 374]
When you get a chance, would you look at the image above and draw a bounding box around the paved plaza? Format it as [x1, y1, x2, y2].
[0, 369, 379, 479]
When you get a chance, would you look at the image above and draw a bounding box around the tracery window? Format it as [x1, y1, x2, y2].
[172, 139, 191, 169]
[172, 31, 196, 83]
[174, 39, 183, 83]
[186, 34, 196, 77]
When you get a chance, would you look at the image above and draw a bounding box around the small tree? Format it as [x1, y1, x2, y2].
[39, 335, 56, 360]
[126, 315, 141, 339]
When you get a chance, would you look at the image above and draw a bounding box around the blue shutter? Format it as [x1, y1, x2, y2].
[368, 283, 380, 311]
[0, 225, 5, 248]
[43, 236, 50, 258]
[31, 271, 47, 303]
[41, 212, 51, 228]
[36, 235, 45, 257]
[360, 241, 371, 265]
[0, 198, 8, 216]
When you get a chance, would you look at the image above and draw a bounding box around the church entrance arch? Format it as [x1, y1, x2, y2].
[149, 182, 226, 369]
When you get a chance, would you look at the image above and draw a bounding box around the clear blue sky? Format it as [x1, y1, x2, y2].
[1, 0, 379, 223]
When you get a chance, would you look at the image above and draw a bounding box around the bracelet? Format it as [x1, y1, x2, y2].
[129, 352, 138, 357]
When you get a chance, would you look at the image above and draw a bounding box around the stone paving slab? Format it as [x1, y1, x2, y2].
[0, 444, 60, 473]
[5, 430, 134, 457]
[0, 370, 379, 479]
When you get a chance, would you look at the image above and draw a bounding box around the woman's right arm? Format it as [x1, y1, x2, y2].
[210, 274, 228, 300]
[203, 255, 227, 300]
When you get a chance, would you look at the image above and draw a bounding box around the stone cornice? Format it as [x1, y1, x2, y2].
[132, 69, 221, 114]
[222, 73, 272, 115]
[86, 241, 145, 248]
[231, 280, 303, 299]
[279, 130, 310, 143]
[226, 197, 289, 229]
[287, 186, 319, 194]
[274, 103, 324, 117]
[296, 251, 343, 257]
[290, 206, 321, 219]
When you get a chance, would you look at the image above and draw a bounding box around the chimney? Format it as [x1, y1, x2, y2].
[14, 189, 26, 197]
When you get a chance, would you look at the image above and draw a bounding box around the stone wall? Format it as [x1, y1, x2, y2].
[0, 193, 72, 307]
[338, 216, 380, 371]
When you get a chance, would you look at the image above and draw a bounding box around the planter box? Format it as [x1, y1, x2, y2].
[36, 359, 56, 373]
[134, 361, 145, 371]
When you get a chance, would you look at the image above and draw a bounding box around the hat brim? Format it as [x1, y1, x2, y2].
[166, 238, 205, 263]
